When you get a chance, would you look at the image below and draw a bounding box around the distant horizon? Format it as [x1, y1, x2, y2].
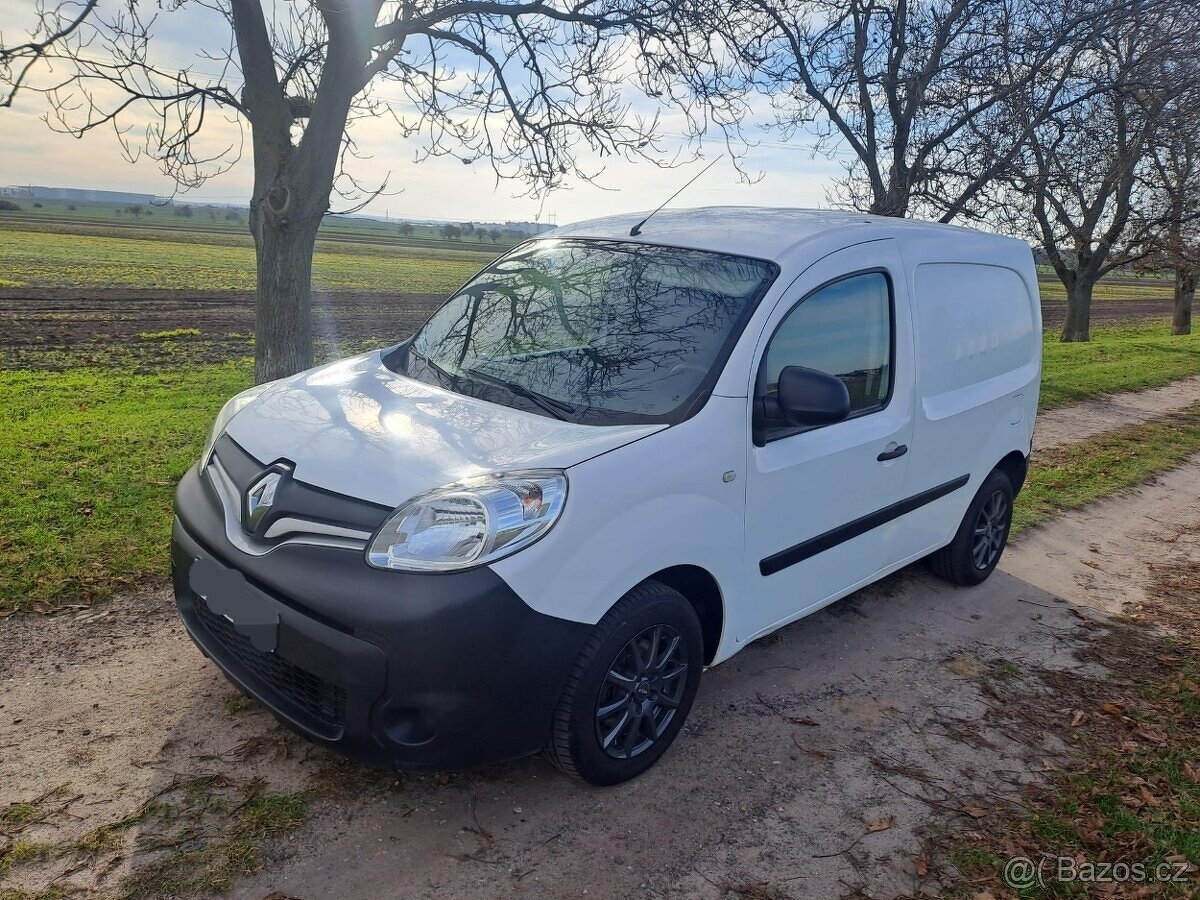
[0, 177, 843, 228]
[0, 184, 562, 228]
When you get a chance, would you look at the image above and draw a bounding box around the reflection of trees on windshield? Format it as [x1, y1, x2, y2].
[409, 240, 774, 421]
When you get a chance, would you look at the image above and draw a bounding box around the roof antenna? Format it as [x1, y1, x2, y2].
[629, 155, 723, 237]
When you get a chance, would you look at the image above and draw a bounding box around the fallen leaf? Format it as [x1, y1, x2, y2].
[1098, 702, 1126, 716]
[789, 715, 819, 727]
[866, 815, 895, 832]
[916, 852, 929, 877]
[1138, 786, 1160, 807]
[962, 806, 988, 819]
[973, 893, 997, 900]
[1070, 710, 1087, 727]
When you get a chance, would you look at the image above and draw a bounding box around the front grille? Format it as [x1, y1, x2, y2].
[194, 595, 347, 729]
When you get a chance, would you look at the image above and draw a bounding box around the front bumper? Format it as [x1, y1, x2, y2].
[171, 462, 590, 771]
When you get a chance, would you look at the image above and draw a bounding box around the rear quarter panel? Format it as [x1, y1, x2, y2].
[899, 240, 1041, 551]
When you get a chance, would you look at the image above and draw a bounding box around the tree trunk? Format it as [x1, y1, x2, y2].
[232, 0, 366, 385]
[1060, 277, 1093, 342]
[1174, 268, 1195, 336]
[251, 210, 320, 383]
[868, 180, 910, 218]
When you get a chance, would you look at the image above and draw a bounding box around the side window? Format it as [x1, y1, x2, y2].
[762, 272, 893, 433]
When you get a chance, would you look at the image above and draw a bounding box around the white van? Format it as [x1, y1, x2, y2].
[173, 208, 1041, 785]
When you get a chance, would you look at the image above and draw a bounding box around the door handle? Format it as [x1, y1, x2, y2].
[877, 444, 908, 462]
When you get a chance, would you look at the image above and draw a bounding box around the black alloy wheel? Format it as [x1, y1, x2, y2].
[972, 488, 1010, 571]
[595, 623, 689, 760]
[928, 468, 1014, 586]
[547, 581, 703, 785]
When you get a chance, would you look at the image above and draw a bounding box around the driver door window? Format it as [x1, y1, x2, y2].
[761, 272, 893, 440]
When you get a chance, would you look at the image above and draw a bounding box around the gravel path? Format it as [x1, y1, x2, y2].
[1033, 375, 1200, 451]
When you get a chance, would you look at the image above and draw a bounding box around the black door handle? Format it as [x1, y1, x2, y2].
[877, 444, 908, 461]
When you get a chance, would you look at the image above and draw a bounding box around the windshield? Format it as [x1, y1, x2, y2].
[397, 239, 777, 425]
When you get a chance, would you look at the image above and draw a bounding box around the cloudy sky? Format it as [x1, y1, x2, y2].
[0, 2, 846, 224]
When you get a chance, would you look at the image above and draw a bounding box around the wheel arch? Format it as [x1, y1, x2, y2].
[994, 449, 1029, 495]
[644, 565, 724, 666]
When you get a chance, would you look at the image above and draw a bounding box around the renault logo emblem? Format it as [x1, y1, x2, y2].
[244, 466, 288, 534]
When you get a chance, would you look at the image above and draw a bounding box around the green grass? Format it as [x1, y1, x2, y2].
[0, 840, 52, 877]
[1012, 404, 1200, 535]
[1037, 279, 1174, 302]
[1040, 324, 1200, 409]
[0, 227, 495, 295]
[116, 840, 261, 899]
[71, 811, 146, 856]
[0, 889, 67, 900]
[234, 791, 305, 838]
[0, 803, 39, 828]
[138, 328, 202, 341]
[111, 782, 305, 899]
[0, 363, 251, 613]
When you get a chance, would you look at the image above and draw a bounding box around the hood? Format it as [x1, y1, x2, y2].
[224, 352, 663, 507]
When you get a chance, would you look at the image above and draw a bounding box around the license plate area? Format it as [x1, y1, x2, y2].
[189, 557, 280, 653]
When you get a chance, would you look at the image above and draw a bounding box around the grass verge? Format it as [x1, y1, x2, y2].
[1040, 324, 1200, 410]
[0, 362, 250, 614]
[1012, 403, 1200, 536]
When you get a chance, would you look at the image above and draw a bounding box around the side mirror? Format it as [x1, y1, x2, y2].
[777, 365, 851, 427]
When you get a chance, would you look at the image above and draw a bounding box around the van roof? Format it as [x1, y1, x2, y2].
[549, 206, 1009, 262]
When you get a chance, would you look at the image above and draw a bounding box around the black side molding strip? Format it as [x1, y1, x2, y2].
[759, 474, 970, 577]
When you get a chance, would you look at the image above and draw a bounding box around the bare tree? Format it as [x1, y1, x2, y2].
[1145, 48, 1200, 335]
[696, 0, 1111, 221]
[2, 1, 701, 382]
[984, 0, 1190, 341]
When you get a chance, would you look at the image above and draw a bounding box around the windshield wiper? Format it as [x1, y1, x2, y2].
[463, 367, 578, 422]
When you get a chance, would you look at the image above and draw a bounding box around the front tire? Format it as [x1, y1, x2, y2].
[928, 469, 1014, 586]
[546, 581, 703, 786]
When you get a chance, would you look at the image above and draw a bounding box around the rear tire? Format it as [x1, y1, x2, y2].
[546, 581, 703, 786]
[928, 469, 1014, 586]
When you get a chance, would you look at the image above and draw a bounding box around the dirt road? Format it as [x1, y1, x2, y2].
[0, 288, 446, 370]
[3, 383, 1199, 897]
[1034, 374, 1200, 450]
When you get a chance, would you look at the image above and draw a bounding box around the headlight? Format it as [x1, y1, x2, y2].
[201, 383, 273, 467]
[366, 472, 567, 572]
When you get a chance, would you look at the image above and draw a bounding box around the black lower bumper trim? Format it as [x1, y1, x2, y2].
[172, 465, 592, 771]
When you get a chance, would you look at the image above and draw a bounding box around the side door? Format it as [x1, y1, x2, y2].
[739, 240, 917, 642]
